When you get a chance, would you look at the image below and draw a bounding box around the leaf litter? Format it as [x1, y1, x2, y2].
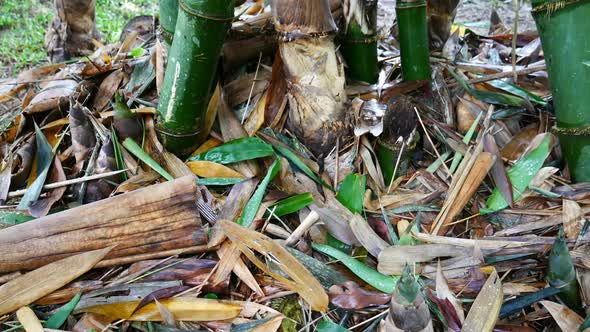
[0, 1, 586, 331]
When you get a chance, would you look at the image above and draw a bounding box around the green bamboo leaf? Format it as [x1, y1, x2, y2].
[273, 145, 333, 190]
[267, 193, 313, 217]
[110, 127, 127, 181]
[486, 78, 547, 106]
[336, 173, 366, 214]
[130, 48, 146, 57]
[44, 292, 82, 329]
[449, 69, 528, 107]
[0, 212, 35, 226]
[312, 243, 398, 293]
[316, 320, 352, 332]
[485, 134, 552, 212]
[189, 137, 275, 164]
[17, 124, 54, 211]
[122, 138, 174, 181]
[238, 158, 281, 227]
[196, 178, 245, 186]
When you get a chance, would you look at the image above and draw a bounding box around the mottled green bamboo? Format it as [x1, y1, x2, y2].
[396, 0, 431, 81]
[341, 0, 379, 84]
[157, 0, 234, 157]
[532, 0, 590, 182]
[159, 0, 179, 45]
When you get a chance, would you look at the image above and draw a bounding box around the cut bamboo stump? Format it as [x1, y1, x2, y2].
[0, 176, 206, 273]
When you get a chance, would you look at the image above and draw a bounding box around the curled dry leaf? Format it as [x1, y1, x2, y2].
[328, 281, 391, 310]
[220, 220, 329, 312]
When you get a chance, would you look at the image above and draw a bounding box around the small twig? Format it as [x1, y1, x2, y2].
[8, 169, 127, 198]
[241, 52, 263, 124]
[387, 137, 405, 194]
[285, 210, 320, 246]
[512, 0, 520, 82]
[414, 107, 453, 181]
[447, 64, 545, 87]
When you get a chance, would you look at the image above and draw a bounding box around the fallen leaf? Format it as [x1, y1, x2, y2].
[329, 281, 391, 309]
[541, 300, 583, 332]
[221, 220, 329, 312]
[16, 306, 44, 332]
[0, 247, 111, 315]
[462, 270, 502, 332]
[186, 161, 245, 179]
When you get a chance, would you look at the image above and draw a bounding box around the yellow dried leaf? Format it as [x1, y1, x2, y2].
[541, 300, 583, 332]
[244, 91, 267, 136]
[78, 297, 242, 322]
[191, 138, 223, 157]
[186, 161, 245, 179]
[462, 270, 502, 332]
[220, 220, 329, 312]
[16, 306, 44, 332]
[0, 247, 111, 315]
[252, 315, 284, 332]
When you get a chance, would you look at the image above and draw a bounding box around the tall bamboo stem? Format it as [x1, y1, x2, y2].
[396, 0, 431, 81]
[341, 0, 379, 84]
[532, 0, 590, 182]
[159, 0, 178, 46]
[156, 0, 235, 157]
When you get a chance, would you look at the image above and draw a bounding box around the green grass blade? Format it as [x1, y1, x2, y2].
[238, 158, 281, 227]
[122, 138, 173, 181]
[267, 193, 313, 218]
[44, 292, 82, 329]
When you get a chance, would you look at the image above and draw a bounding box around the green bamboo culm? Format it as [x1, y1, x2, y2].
[532, 0, 590, 182]
[157, 0, 234, 157]
[159, 0, 179, 46]
[341, 0, 379, 84]
[546, 229, 582, 311]
[395, 0, 431, 81]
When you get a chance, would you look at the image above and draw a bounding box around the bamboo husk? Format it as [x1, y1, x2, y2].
[426, 0, 460, 50]
[0, 176, 206, 273]
[271, 0, 351, 156]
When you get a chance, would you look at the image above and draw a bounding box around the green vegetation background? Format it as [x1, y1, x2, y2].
[0, 0, 158, 77]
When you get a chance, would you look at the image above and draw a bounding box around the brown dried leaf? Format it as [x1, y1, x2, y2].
[329, 281, 391, 309]
[23, 79, 78, 114]
[92, 69, 125, 111]
[484, 134, 513, 207]
[0, 247, 111, 315]
[563, 199, 584, 239]
[541, 300, 583, 331]
[350, 214, 388, 257]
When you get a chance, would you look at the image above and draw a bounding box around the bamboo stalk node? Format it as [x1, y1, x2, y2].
[178, 0, 235, 21]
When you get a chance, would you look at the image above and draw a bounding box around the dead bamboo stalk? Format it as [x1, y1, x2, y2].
[0, 176, 206, 272]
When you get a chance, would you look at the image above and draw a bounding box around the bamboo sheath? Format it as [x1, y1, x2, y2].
[0, 176, 206, 273]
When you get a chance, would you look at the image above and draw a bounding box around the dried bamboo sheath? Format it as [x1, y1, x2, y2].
[0, 176, 205, 273]
[271, 0, 350, 156]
